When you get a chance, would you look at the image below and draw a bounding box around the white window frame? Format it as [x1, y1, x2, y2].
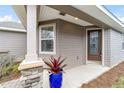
[39, 23, 56, 55]
[122, 33, 124, 50]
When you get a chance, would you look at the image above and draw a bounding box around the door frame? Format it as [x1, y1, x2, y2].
[86, 28, 105, 66]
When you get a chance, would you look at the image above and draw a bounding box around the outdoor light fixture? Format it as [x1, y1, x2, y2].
[75, 17, 78, 20]
[59, 12, 66, 16]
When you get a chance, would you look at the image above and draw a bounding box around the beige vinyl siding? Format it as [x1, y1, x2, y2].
[0, 30, 26, 61]
[39, 19, 86, 69]
[58, 20, 86, 68]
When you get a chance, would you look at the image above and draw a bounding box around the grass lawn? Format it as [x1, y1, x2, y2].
[112, 76, 124, 88]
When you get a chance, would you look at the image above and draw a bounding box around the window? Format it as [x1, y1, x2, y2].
[89, 31, 98, 54]
[39, 24, 56, 54]
[122, 33, 124, 50]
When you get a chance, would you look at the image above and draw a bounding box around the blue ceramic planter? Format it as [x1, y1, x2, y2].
[49, 73, 63, 88]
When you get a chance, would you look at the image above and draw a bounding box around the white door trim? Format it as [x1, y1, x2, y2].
[86, 28, 105, 66]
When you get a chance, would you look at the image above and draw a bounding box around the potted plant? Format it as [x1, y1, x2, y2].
[44, 56, 67, 88]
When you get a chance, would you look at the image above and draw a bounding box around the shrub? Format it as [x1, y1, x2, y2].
[0, 63, 20, 78]
[12, 63, 19, 73]
[2, 64, 13, 76]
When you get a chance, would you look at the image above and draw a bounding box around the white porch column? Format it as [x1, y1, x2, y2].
[18, 5, 43, 88]
[25, 5, 38, 62]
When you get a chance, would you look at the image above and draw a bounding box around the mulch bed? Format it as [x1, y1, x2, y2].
[81, 61, 124, 88]
[0, 72, 21, 84]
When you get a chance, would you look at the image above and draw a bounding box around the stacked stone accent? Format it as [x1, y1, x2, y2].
[20, 66, 43, 88]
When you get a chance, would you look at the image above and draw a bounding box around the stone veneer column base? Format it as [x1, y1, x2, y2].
[18, 60, 44, 88]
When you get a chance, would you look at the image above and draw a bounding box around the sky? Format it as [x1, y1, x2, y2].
[0, 5, 124, 24]
[0, 5, 20, 23]
[105, 5, 124, 23]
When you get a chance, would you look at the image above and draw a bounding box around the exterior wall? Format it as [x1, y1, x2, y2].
[38, 19, 86, 69]
[104, 28, 124, 67]
[58, 20, 86, 68]
[0, 30, 26, 61]
[104, 29, 111, 66]
[110, 29, 124, 66]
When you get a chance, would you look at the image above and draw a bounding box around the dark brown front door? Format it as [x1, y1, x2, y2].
[88, 29, 102, 61]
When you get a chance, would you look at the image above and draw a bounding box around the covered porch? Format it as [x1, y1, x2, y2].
[12, 5, 124, 67]
[12, 5, 114, 88]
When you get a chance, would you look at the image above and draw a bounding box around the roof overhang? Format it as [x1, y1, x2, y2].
[12, 5, 124, 33]
[12, 5, 27, 29]
[0, 27, 26, 32]
[72, 5, 124, 32]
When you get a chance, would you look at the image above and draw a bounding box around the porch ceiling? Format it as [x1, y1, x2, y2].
[48, 5, 107, 28]
[12, 5, 26, 28]
[49, 5, 124, 32]
[39, 6, 92, 26]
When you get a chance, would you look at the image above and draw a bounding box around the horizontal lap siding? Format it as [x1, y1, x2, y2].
[110, 29, 124, 66]
[0, 31, 26, 61]
[58, 20, 86, 69]
[39, 19, 86, 69]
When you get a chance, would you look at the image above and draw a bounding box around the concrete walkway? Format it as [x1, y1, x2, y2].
[62, 63, 109, 88]
[0, 63, 109, 88]
[0, 79, 22, 88]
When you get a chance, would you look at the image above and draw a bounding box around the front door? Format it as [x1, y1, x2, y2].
[88, 29, 102, 61]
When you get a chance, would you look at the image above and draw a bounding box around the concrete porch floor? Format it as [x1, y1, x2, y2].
[0, 63, 110, 88]
[62, 63, 110, 88]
